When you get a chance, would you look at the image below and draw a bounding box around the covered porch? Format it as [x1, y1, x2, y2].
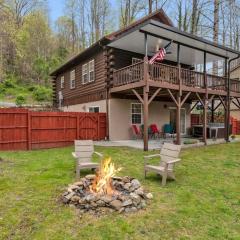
[107, 18, 240, 151]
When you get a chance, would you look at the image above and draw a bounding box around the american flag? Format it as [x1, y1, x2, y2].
[149, 47, 166, 64]
[149, 40, 172, 64]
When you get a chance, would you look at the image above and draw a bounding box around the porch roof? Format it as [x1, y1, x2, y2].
[108, 19, 240, 65]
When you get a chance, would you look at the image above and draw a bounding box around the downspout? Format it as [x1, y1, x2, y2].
[226, 54, 240, 141]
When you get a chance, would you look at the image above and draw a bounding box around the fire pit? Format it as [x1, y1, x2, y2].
[62, 158, 153, 214]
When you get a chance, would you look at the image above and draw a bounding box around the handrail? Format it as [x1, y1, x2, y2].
[112, 61, 240, 93]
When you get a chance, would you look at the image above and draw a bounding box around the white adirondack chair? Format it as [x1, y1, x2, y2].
[144, 142, 181, 186]
[72, 140, 103, 179]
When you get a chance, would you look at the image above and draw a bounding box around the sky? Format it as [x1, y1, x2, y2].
[48, 0, 117, 24]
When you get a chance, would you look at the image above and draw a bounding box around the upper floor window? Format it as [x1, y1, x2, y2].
[60, 76, 64, 89]
[131, 103, 142, 124]
[70, 69, 75, 89]
[89, 60, 95, 82]
[82, 64, 88, 84]
[82, 59, 95, 84]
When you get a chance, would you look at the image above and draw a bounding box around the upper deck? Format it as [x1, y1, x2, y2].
[111, 61, 240, 97]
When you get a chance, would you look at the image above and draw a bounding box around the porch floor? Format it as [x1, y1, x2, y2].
[94, 138, 232, 150]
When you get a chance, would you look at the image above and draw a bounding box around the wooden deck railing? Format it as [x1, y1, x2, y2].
[230, 79, 240, 93]
[112, 62, 240, 94]
[113, 61, 144, 86]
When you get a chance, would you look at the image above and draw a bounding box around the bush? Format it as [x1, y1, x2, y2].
[32, 86, 52, 102]
[15, 94, 26, 106]
[28, 85, 36, 92]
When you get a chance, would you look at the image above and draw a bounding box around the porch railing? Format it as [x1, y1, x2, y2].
[112, 61, 240, 93]
[230, 79, 240, 93]
[112, 61, 144, 87]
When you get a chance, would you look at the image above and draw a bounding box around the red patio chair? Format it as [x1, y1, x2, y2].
[150, 124, 162, 139]
[132, 125, 142, 139]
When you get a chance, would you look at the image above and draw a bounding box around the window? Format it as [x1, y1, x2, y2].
[82, 64, 88, 84]
[132, 58, 142, 64]
[131, 103, 142, 124]
[88, 106, 99, 113]
[70, 70, 75, 89]
[60, 76, 64, 89]
[89, 60, 95, 82]
[82, 59, 95, 84]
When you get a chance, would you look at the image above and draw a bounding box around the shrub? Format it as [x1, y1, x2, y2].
[32, 86, 52, 102]
[28, 85, 36, 92]
[15, 94, 26, 106]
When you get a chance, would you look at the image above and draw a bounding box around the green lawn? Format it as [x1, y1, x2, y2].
[0, 143, 240, 240]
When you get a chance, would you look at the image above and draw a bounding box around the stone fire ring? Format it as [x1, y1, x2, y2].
[62, 175, 153, 214]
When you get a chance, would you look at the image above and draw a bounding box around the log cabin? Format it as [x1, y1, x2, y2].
[51, 9, 240, 150]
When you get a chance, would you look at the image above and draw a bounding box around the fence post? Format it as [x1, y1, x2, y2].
[97, 114, 100, 140]
[76, 114, 79, 139]
[27, 110, 32, 150]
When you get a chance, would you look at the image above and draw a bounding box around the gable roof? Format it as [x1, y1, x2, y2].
[50, 9, 173, 76]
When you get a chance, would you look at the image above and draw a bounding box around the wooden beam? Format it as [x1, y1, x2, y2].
[219, 95, 226, 109]
[232, 100, 240, 109]
[195, 92, 204, 106]
[203, 97, 207, 145]
[132, 89, 144, 104]
[236, 97, 240, 107]
[213, 101, 222, 111]
[180, 92, 191, 107]
[167, 89, 179, 106]
[143, 87, 149, 151]
[211, 99, 214, 123]
[176, 94, 181, 145]
[190, 101, 199, 113]
[148, 88, 161, 105]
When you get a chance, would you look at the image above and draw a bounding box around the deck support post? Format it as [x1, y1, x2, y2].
[168, 89, 191, 145]
[203, 96, 208, 145]
[211, 99, 214, 123]
[176, 93, 181, 145]
[225, 58, 230, 142]
[203, 51, 208, 145]
[143, 39, 149, 151]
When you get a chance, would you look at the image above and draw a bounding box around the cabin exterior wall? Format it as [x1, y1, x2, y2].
[109, 98, 191, 140]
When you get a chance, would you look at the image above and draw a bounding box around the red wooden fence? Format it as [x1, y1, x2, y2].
[0, 108, 107, 151]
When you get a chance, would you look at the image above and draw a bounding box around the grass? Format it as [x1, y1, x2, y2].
[0, 143, 240, 240]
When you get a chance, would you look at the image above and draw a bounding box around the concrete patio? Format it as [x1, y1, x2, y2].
[94, 138, 231, 150]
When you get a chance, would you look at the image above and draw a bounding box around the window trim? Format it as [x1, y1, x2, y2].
[88, 59, 95, 83]
[82, 63, 88, 84]
[131, 103, 142, 124]
[82, 59, 95, 85]
[88, 106, 100, 113]
[60, 75, 64, 89]
[70, 69, 76, 89]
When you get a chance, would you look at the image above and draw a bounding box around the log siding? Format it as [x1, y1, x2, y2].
[54, 47, 107, 107]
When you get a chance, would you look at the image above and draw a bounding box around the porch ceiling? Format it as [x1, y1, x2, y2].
[108, 20, 240, 66]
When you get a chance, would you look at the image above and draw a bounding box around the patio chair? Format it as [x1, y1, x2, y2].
[72, 140, 103, 179]
[140, 124, 153, 138]
[163, 124, 174, 138]
[144, 142, 181, 186]
[132, 124, 142, 139]
[150, 124, 162, 139]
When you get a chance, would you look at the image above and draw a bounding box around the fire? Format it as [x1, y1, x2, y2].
[90, 157, 122, 195]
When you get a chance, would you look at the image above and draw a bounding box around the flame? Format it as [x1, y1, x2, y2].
[90, 157, 122, 195]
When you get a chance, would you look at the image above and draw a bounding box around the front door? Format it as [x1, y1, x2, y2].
[169, 108, 186, 134]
